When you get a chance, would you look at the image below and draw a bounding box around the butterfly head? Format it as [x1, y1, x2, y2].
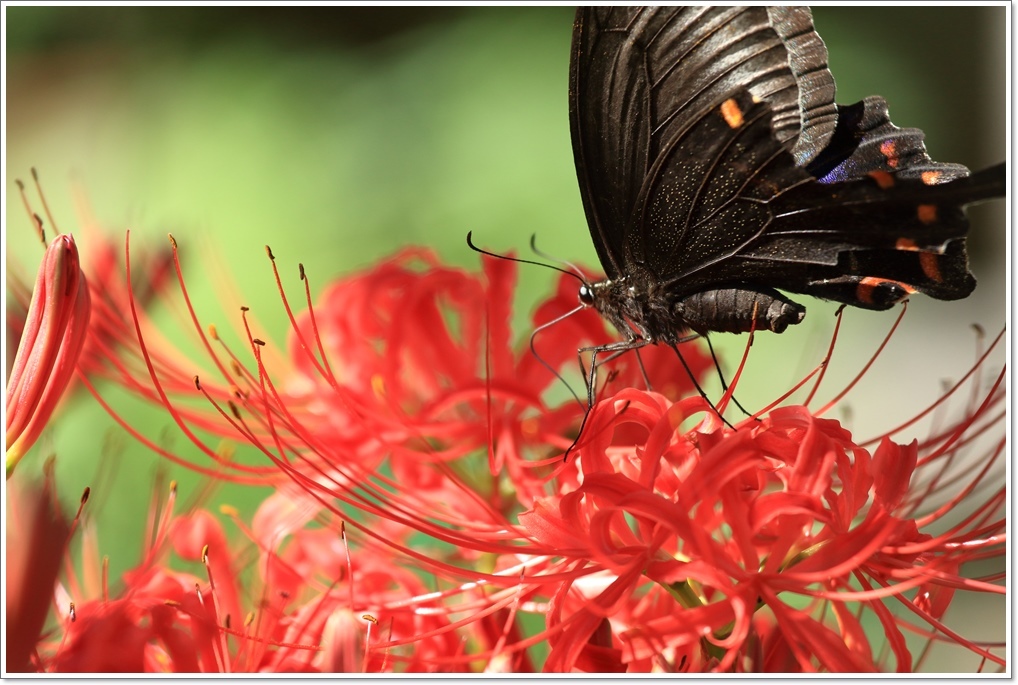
[577, 282, 596, 307]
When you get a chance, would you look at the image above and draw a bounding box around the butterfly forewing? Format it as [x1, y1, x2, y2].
[570, 7, 837, 286]
[637, 91, 818, 287]
[569, 6, 1003, 329]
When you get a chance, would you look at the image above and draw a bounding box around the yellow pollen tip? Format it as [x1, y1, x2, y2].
[371, 374, 386, 398]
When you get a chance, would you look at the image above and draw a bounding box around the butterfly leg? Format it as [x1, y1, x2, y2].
[564, 338, 649, 461]
[701, 334, 757, 420]
[577, 337, 650, 408]
[632, 347, 653, 392]
[668, 341, 737, 431]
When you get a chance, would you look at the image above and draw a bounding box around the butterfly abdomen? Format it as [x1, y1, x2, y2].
[678, 287, 806, 335]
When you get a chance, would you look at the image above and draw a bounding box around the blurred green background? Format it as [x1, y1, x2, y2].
[5, 7, 1006, 672]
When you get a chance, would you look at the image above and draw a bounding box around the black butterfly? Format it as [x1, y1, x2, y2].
[569, 6, 1005, 361]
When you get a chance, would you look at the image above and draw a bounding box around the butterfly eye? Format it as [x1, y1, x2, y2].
[578, 284, 595, 307]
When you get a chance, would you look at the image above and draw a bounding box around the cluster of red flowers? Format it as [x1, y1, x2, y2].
[5, 193, 1006, 673]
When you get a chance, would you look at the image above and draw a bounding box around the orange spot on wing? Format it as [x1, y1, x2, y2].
[896, 238, 919, 251]
[921, 170, 942, 185]
[880, 140, 899, 168]
[917, 204, 938, 224]
[868, 170, 895, 189]
[856, 277, 916, 305]
[919, 252, 943, 282]
[856, 279, 877, 305]
[720, 98, 744, 129]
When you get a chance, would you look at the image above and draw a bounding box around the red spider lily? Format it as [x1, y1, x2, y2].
[517, 331, 1005, 673]
[6, 233, 91, 478]
[82, 234, 712, 502]
[39, 228, 1005, 673]
[22, 472, 486, 673]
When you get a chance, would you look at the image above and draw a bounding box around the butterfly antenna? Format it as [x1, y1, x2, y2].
[467, 232, 584, 284]
[669, 341, 736, 431]
[702, 335, 756, 419]
[529, 234, 588, 282]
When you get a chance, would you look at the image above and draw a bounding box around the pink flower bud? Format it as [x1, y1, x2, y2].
[6, 234, 91, 477]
